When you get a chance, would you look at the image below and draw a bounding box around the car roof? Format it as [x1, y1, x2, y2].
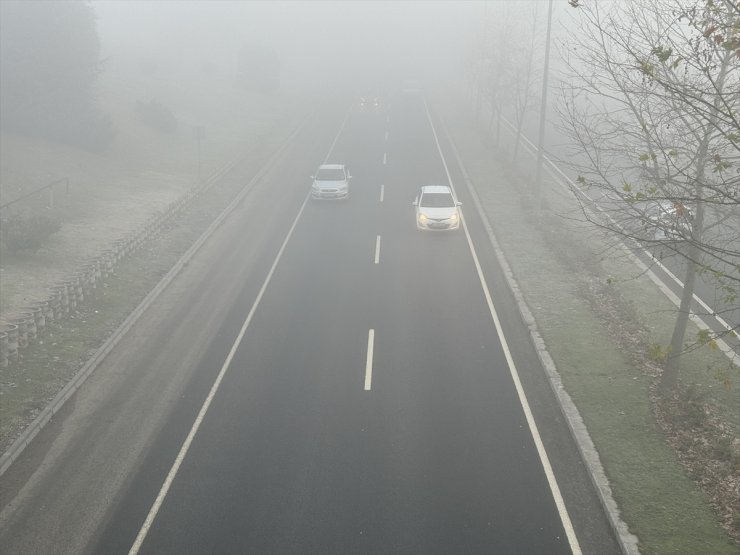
[420, 185, 453, 194]
[318, 164, 345, 170]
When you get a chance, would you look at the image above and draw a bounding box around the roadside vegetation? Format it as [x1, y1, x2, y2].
[470, 0, 739, 384]
[439, 92, 738, 553]
[0, 1, 306, 451]
[464, 2, 739, 547]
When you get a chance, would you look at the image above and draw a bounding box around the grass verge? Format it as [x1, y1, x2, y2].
[439, 98, 739, 554]
[0, 129, 294, 453]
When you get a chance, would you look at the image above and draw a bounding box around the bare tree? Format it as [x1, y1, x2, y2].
[479, 2, 515, 146]
[468, 2, 543, 156]
[509, 2, 543, 164]
[559, 0, 739, 389]
[0, 0, 113, 150]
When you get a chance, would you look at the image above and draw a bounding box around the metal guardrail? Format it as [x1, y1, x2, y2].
[0, 178, 70, 212]
[0, 114, 313, 476]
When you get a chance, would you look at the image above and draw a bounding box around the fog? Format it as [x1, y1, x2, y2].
[92, 0, 478, 91]
[1, 2, 739, 553]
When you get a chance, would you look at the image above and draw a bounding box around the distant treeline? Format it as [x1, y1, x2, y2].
[237, 44, 280, 94]
[0, 0, 114, 151]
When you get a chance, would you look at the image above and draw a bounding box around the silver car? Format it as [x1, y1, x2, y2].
[641, 200, 693, 241]
[311, 164, 351, 200]
[413, 185, 462, 231]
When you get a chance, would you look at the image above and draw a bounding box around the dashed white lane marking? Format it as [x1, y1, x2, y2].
[383, 152, 387, 165]
[386, 115, 390, 125]
[128, 110, 353, 555]
[364, 329, 375, 391]
[380, 185, 385, 202]
[385, 130, 389, 142]
[422, 97, 583, 555]
[374, 235, 381, 265]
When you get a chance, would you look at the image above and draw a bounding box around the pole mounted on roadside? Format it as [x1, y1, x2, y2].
[193, 125, 206, 184]
[535, 0, 554, 212]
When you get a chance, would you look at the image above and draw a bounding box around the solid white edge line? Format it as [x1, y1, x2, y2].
[495, 109, 737, 354]
[128, 108, 353, 555]
[364, 329, 375, 391]
[439, 112, 639, 555]
[380, 184, 385, 202]
[128, 194, 309, 555]
[502, 115, 737, 364]
[0, 115, 314, 480]
[374, 235, 381, 265]
[422, 97, 583, 555]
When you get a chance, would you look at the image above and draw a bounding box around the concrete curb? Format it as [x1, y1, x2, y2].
[437, 114, 640, 555]
[0, 116, 312, 478]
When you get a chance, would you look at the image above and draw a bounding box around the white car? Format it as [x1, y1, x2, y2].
[358, 96, 382, 111]
[311, 164, 351, 200]
[413, 185, 462, 230]
[641, 201, 693, 241]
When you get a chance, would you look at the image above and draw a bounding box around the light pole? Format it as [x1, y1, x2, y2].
[535, 0, 554, 210]
[193, 125, 205, 184]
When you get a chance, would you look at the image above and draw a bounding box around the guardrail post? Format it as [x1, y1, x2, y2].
[15, 317, 28, 349]
[24, 304, 45, 335]
[38, 299, 53, 325]
[0, 331, 7, 368]
[2, 323, 18, 363]
[49, 292, 62, 321]
[65, 280, 78, 311]
[20, 311, 37, 343]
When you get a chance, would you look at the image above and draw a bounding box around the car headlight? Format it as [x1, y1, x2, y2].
[419, 214, 428, 223]
[449, 213, 459, 222]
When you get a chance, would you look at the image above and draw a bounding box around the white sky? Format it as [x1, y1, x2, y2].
[92, 1, 480, 86]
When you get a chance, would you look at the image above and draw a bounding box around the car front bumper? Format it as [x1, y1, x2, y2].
[417, 219, 460, 231]
[312, 189, 349, 200]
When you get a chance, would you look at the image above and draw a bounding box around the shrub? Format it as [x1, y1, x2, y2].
[0, 212, 62, 254]
[134, 99, 178, 133]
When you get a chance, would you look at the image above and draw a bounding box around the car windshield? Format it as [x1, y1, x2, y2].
[315, 168, 345, 181]
[421, 192, 455, 208]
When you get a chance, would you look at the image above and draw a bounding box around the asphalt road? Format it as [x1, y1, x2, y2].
[0, 94, 621, 554]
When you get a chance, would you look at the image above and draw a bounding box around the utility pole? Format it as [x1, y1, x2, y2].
[535, 0, 554, 210]
[193, 125, 205, 184]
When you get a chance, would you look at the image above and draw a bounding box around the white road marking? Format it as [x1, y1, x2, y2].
[493, 108, 737, 364]
[422, 98, 583, 555]
[374, 235, 381, 264]
[383, 152, 387, 165]
[439, 110, 639, 555]
[385, 130, 389, 142]
[128, 110, 353, 555]
[386, 115, 390, 125]
[380, 185, 385, 202]
[364, 329, 375, 390]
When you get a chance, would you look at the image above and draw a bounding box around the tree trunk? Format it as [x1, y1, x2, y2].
[662, 245, 699, 390]
[660, 51, 730, 392]
[487, 97, 495, 138]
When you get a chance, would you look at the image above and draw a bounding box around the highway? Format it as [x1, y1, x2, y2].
[0, 94, 620, 554]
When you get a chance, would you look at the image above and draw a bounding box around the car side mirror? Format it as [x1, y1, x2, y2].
[347, 174, 352, 179]
[310, 175, 314, 179]
[412, 200, 418, 207]
[456, 201, 462, 206]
